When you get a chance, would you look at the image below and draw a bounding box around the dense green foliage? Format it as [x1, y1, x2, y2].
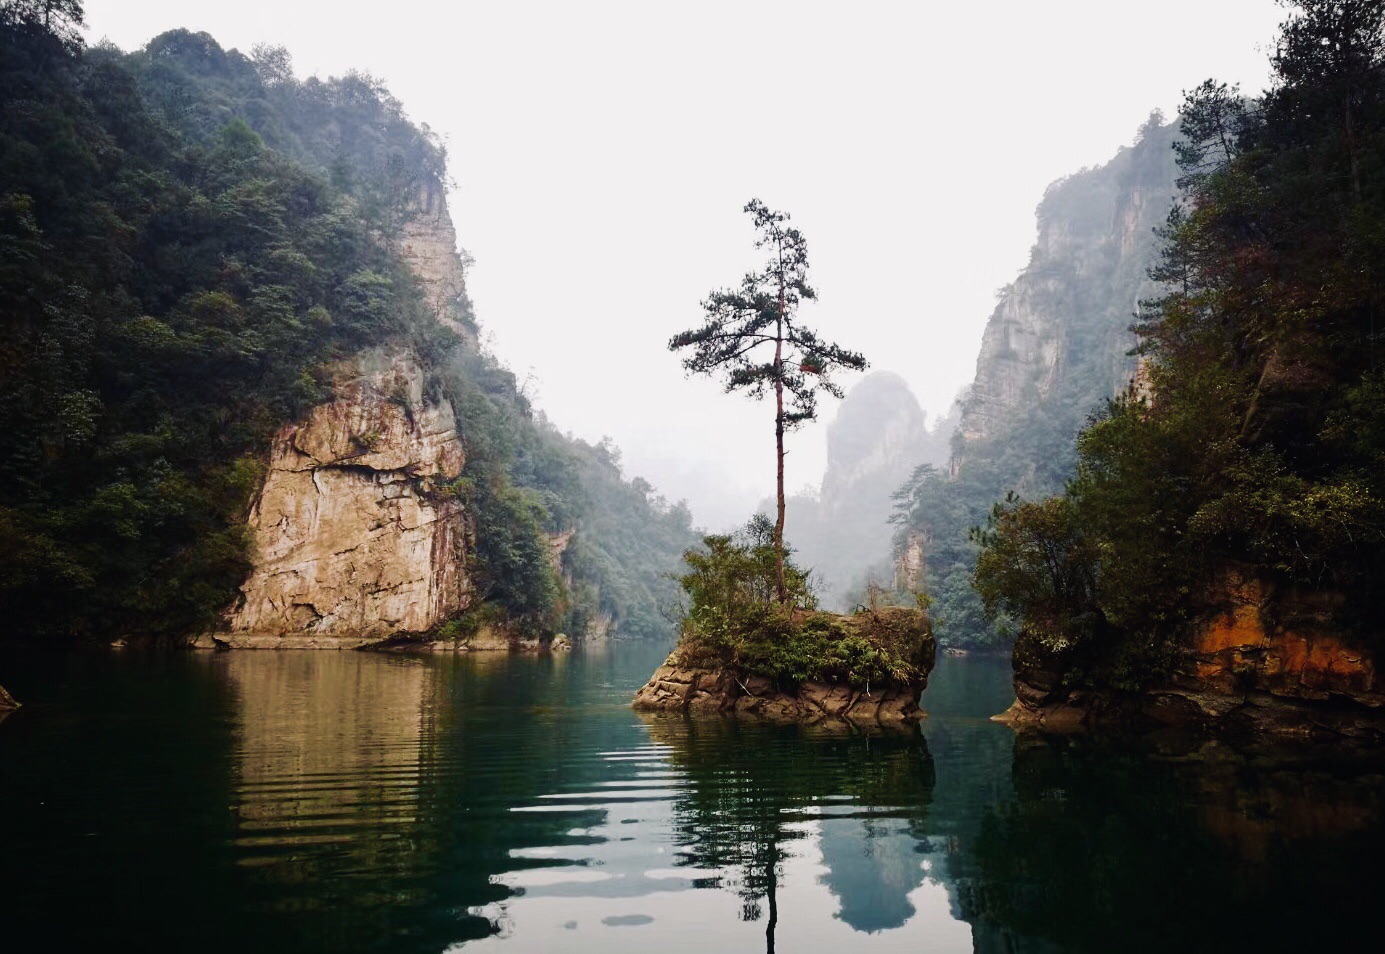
[0, 3, 696, 642]
[559, 437, 697, 640]
[674, 516, 929, 688]
[974, 0, 1385, 687]
[890, 117, 1179, 649]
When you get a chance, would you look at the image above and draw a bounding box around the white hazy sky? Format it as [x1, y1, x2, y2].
[85, 0, 1284, 530]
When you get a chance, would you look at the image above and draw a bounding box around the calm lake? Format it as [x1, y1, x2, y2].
[1, 644, 1382, 952]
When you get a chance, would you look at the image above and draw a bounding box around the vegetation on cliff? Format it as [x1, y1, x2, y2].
[890, 116, 1179, 649]
[975, 0, 1385, 690]
[0, 2, 696, 642]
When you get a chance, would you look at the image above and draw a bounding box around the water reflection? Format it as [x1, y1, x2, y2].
[950, 731, 1385, 953]
[3, 648, 1385, 952]
[644, 714, 936, 946]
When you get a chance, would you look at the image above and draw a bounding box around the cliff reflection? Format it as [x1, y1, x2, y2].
[641, 714, 935, 943]
[218, 649, 633, 952]
[224, 652, 430, 873]
[950, 733, 1385, 952]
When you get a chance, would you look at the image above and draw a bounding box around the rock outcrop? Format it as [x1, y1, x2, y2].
[399, 181, 472, 338]
[999, 570, 1385, 745]
[633, 662, 927, 724]
[959, 121, 1177, 447]
[208, 353, 471, 648]
[779, 372, 955, 608]
[208, 176, 487, 649]
[633, 607, 935, 725]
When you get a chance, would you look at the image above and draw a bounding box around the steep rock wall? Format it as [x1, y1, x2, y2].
[210, 180, 485, 648]
[959, 126, 1177, 445]
[211, 353, 471, 647]
[781, 372, 955, 607]
[400, 181, 472, 338]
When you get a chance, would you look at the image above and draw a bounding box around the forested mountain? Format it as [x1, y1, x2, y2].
[978, 0, 1385, 733]
[891, 115, 1180, 648]
[0, 1, 696, 644]
[775, 372, 955, 609]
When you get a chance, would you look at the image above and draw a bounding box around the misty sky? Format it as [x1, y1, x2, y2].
[85, 1, 1284, 530]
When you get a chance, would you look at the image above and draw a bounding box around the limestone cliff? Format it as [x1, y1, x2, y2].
[959, 120, 1177, 446]
[207, 177, 495, 648]
[779, 372, 955, 608]
[399, 180, 472, 339]
[1000, 569, 1385, 744]
[891, 116, 1180, 647]
[212, 353, 471, 647]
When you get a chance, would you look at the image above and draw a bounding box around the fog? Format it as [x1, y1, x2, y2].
[86, 0, 1283, 529]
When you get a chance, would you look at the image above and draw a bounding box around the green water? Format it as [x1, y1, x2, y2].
[0, 646, 1381, 952]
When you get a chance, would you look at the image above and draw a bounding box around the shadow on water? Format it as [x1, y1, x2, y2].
[0, 650, 241, 949]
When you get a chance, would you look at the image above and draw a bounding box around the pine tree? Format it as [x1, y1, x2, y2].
[670, 199, 866, 604]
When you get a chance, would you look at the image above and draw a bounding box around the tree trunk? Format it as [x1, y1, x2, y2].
[765, 862, 778, 954]
[773, 280, 788, 605]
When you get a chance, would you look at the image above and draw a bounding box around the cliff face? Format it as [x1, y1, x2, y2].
[212, 353, 471, 647]
[1002, 569, 1385, 744]
[399, 182, 472, 338]
[891, 118, 1180, 648]
[203, 175, 499, 648]
[960, 123, 1176, 446]
[781, 372, 955, 608]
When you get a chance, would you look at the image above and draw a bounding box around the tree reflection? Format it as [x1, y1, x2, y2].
[640, 714, 935, 949]
[951, 733, 1385, 952]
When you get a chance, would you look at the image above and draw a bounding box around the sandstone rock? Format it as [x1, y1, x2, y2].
[1001, 569, 1385, 745]
[399, 181, 472, 339]
[211, 353, 472, 647]
[632, 656, 929, 725]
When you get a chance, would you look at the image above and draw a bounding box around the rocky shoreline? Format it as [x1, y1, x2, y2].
[633, 605, 935, 725]
[997, 572, 1385, 746]
[187, 629, 572, 654]
[633, 660, 926, 724]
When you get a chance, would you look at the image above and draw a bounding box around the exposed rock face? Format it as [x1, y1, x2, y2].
[399, 180, 472, 338]
[633, 607, 935, 724]
[959, 124, 1177, 446]
[210, 175, 487, 649]
[633, 663, 927, 724]
[999, 570, 1385, 744]
[780, 371, 956, 608]
[211, 353, 471, 648]
[894, 528, 928, 593]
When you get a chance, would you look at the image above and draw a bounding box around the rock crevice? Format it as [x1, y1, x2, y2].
[209, 353, 471, 647]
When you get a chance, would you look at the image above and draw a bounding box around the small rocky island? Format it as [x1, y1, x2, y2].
[633, 606, 934, 723]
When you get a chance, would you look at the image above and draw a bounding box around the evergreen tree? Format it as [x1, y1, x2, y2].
[670, 200, 865, 603]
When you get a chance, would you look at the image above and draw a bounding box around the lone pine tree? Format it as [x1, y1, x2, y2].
[670, 199, 866, 604]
